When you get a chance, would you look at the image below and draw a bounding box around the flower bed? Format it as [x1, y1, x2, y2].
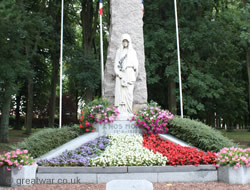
[216, 147, 250, 170]
[38, 134, 218, 168]
[0, 149, 36, 170]
[143, 134, 216, 166]
[37, 136, 109, 167]
[90, 134, 167, 167]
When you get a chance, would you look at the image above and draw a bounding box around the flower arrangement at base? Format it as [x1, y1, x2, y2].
[131, 102, 173, 135]
[78, 98, 119, 133]
[90, 134, 167, 167]
[143, 134, 216, 166]
[79, 104, 119, 133]
[216, 147, 250, 170]
[0, 149, 36, 171]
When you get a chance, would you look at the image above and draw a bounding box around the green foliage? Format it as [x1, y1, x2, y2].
[86, 97, 112, 109]
[144, 0, 249, 126]
[12, 125, 82, 158]
[65, 51, 101, 99]
[168, 117, 235, 152]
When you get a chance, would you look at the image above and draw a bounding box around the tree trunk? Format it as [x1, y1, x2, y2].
[48, 54, 59, 128]
[25, 76, 33, 135]
[207, 112, 214, 127]
[167, 80, 177, 114]
[81, 0, 99, 56]
[243, 0, 250, 128]
[81, 0, 99, 102]
[75, 90, 79, 121]
[0, 86, 12, 143]
[247, 46, 250, 119]
[14, 94, 21, 130]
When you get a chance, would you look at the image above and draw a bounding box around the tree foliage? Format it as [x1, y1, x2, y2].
[144, 0, 249, 127]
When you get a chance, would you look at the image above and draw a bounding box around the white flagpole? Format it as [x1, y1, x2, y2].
[100, 9, 104, 97]
[59, 0, 64, 128]
[174, 0, 184, 118]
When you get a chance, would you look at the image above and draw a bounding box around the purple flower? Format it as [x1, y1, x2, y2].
[38, 136, 109, 167]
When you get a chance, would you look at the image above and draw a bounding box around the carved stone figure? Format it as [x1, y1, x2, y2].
[114, 34, 138, 117]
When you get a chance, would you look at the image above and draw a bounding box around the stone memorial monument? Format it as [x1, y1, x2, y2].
[95, 0, 147, 135]
[114, 33, 138, 120]
[104, 0, 147, 113]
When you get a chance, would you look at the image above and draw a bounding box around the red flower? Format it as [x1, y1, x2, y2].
[143, 134, 216, 166]
[85, 120, 89, 126]
[79, 124, 83, 128]
[86, 128, 89, 132]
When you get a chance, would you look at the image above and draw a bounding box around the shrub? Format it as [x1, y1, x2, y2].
[167, 117, 235, 152]
[12, 125, 82, 158]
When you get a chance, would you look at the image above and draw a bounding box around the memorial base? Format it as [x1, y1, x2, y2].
[94, 120, 141, 136]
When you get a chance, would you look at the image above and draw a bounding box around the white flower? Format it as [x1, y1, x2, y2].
[90, 134, 167, 167]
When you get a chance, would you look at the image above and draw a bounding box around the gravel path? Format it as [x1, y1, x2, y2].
[0, 182, 249, 190]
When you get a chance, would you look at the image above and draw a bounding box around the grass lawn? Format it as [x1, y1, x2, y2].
[220, 129, 250, 148]
[0, 128, 43, 154]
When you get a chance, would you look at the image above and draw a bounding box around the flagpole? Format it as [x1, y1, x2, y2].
[100, 2, 104, 97]
[59, 0, 64, 128]
[174, 0, 183, 118]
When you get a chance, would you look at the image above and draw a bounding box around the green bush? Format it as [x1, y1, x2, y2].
[12, 125, 83, 158]
[168, 117, 235, 152]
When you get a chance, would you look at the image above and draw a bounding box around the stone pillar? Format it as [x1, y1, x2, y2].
[104, 0, 147, 111]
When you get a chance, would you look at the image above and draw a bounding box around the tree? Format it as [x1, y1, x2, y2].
[144, 0, 248, 127]
[0, 0, 30, 142]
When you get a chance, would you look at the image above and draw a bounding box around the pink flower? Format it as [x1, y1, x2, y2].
[23, 150, 28, 154]
[7, 161, 13, 166]
[233, 166, 239, 170]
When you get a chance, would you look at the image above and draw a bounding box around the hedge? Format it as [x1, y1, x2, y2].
[12, 125, 83, 158]
[168, 116, 235, 152]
